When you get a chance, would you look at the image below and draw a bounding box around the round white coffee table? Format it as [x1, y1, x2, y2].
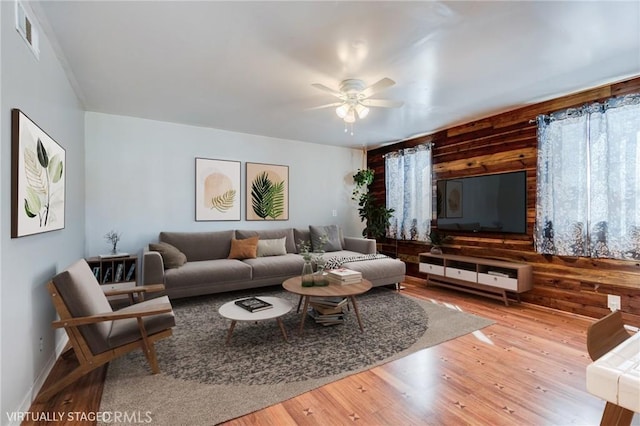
[218, 296, 292, 344]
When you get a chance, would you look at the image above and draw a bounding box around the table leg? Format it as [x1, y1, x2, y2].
[277, 318, 288, 342]
[299, 296, 310, 334]
[350, 296, 365, 332]
[296, 295, 303, 313]
[600, 401, 634, 426]
[225, 320, 237, 345]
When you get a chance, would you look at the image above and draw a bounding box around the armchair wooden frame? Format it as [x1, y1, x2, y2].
[586, 310, 634, 426]
[37, 282, 173, 403]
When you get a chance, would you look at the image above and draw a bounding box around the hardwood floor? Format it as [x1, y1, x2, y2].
[28, 279, 623, 425]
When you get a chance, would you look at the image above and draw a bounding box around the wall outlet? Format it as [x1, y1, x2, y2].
[332, 209, 337, 217]
[607, 294, 621, 312]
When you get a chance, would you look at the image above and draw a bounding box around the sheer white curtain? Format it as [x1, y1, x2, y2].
[535, 94, 640, 260]
[385, 144, 432, 241]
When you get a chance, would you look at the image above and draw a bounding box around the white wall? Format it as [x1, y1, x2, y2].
[1, 1, 85, 419]
[85, 112, 364, 256]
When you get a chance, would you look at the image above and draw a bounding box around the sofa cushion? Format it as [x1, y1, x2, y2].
[160, 230, 234, 261]
[228, 237, 259, 260]
[149, 242, 187, 269]
[164, 259, 252, 288]
[294, 228, 311, 253]
[235, 228, 297, 253]
[310, 225, 343, 252]
[257, 237, 287, 257]
[243, 254, 305, 279]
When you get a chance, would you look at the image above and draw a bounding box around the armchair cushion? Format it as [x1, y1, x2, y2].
[52, 260, 114, 354]
[108, 296, 176, 348]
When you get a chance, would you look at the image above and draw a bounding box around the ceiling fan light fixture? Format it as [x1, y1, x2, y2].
[355, 104, 369, 119]
[344, 108, 356, 123]
[335, 104, 349, 118]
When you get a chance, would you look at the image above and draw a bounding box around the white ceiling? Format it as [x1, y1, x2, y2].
[33, 1, 640, 149]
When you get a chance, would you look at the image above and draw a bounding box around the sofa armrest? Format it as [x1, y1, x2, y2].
[343, 237, 376, 255]
[143, 249, 165, 285]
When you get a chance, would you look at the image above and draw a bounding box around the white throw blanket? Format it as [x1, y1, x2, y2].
[324, 253, 389, 270]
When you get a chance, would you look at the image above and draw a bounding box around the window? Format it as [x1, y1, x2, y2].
[385, 144, 432, 241]
[535, 94, 640, 260]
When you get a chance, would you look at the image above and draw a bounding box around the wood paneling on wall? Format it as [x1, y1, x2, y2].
[368, 76, 640, 327]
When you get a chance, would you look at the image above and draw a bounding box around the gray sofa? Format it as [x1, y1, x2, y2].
[142, 227, 406, 299]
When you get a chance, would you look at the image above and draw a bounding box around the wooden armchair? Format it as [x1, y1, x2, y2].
[586, 310, 634, 426]
[37, 259, 175, 402]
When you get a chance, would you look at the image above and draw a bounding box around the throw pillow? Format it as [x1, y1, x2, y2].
[257, 237, 287, 257]
[309, 225, 342, 252]
[149, 242, 187, 269]
[228, 236, 259, 260]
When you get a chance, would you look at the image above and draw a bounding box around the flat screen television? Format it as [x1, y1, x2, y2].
[436, 171, 527, 234]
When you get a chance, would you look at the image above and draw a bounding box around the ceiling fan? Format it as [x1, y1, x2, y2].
[310, 77, 404, 124]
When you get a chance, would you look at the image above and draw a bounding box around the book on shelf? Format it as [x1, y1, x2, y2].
[125, 263, 136, 281]
[92, 266, 101, 280]
[102, 267, 112, 283]
[114, 264, 124, 282]
[310, 302, 345, 316]
[234, 297, 273, 313]
[307, 308, 345, 326]
[309, 296, 348, 308]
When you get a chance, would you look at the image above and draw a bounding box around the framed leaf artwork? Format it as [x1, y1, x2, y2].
[246, 162, 289, 221]
[195, 158, 241, 221]
[11, 109, 66, 238]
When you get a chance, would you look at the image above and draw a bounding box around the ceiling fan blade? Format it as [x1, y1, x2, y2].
[311, 83, 343, 98]
[361, 98, 404, 108]
[361, 77, 395, 98]
[306, 102, 344, 111]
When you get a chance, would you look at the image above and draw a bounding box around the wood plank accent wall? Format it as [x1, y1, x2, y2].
[368, 75, 640, 327]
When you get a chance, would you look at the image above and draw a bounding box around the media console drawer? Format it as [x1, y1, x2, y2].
[419, 263, 445, 276]
[445, 267, 477, 282]
[478, 273, 518, 291]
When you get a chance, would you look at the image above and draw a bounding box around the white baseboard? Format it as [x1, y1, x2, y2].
[7, 336, 69, 426]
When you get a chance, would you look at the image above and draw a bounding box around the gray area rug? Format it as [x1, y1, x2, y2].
[99, 286, 493, 425]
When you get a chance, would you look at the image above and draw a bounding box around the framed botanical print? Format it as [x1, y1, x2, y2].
[246, 162, 289, 221]
[195, 158, 241, 221]
[11, 109, 66, 238]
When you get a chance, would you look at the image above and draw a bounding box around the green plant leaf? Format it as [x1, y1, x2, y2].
[24, 187, 41, 218]
[211, 189, 236, 212]
[48, 155, 63, 183]
[266, 180, 285, 219]
[251, 172, 272, 219]
[24, 199, 37, 218]
[37, 139, 49, 168]
[24, 148, 47, 194]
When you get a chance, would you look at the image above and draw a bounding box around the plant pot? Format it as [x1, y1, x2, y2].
[430, 246, 443, 255]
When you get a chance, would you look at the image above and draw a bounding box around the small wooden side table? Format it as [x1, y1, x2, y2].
[282, 277, 372, 334]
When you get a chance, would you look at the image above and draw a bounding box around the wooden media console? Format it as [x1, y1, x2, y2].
[419, 253, 533, 305]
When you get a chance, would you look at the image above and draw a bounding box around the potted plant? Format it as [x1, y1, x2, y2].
[428, 229, 451, 254]
[352, 169, 394, 240]
[105, 230, 121, 255]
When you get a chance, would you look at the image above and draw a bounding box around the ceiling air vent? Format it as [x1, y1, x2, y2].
[15, 0, 40, 59]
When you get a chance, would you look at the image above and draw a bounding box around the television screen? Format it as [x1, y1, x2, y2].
[436, 171, 527, 234]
